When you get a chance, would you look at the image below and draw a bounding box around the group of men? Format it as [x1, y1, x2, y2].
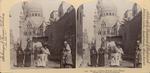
[16, 39, 50, 67]
[90, 40, 124, 67]
[15, 39, 73, 68]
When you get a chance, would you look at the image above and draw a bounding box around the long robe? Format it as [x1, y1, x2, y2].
[135, 46, 142, 67]
[98, 48, 105, 66]
[41, 47, 50, 67]
[16, 47, 24, 67]
[90, 46, 97, 67]
[36, 48, 43, 67]
[117, 47, 124, 66]
[61, 44, 73, 68]
[24, 49, 32, 67]
[109, 46, 119, 67]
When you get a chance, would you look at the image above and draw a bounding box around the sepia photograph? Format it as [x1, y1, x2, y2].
[77, 0, 142, 68]
[10, 0, 76, 68]
[1, 0, 150, 72]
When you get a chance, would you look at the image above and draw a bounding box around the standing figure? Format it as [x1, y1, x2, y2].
[61, 41, 73, 68]
[16, 43, 24, 67]
[41, 45, 50, 67]
[98, 47, 105, 66]
[108, 41, 119, 67]
[33, 45, 38, 66]
[116, 44, 124, 66]
[109, 46, 117, 67]
[33, 41, 42, 67]
[24, 48, 32, 67]
[36, 47, 43, 67]
[24, 39, 32, 67]
[90, 44, 97, 67]
[61, 46, 67, 68]
[106, 39, 112, 66]
[134, 41, 142, 68]
[35, 42, 43, 67]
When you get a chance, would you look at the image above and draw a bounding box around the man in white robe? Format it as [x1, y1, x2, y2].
[41, 45, 50, 67]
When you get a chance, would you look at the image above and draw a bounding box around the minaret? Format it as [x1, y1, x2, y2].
[19, 11, 25, 45]
[22, 1, 29, 20]
[96, 0, 102, 19]
[95, 0, 103, 50]
[93, 10, 98, 43]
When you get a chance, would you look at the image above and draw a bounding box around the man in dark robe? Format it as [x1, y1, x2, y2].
[24, 39, 32, 67]
[98, 38, 106, 66]
[90, 45, 97, 67]
[24, 48, 32, 67]
[98, 47, 105, 66]
[16, 43, 24, 67]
